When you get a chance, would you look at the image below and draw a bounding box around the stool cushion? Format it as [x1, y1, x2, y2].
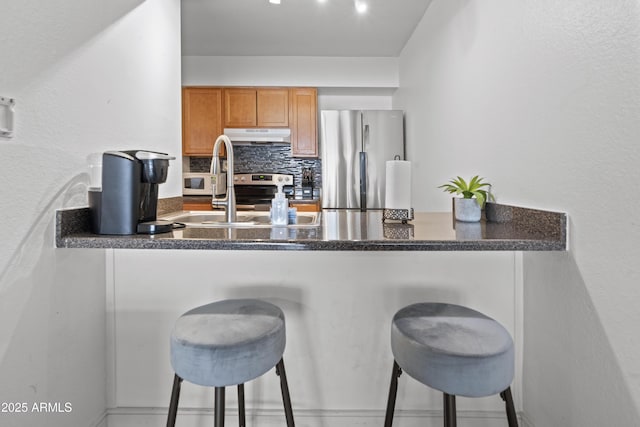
[391, 302, 514, 397]
[170, 299, 286, 387]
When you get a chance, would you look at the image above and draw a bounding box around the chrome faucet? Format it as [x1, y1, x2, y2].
[210, 135, 236, 223]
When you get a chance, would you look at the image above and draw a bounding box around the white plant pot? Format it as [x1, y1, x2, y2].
[454, 198, 482, 222]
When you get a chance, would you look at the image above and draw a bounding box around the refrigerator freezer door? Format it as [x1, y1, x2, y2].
[321, 110, 363, 209]
[361, 110, 405, 209]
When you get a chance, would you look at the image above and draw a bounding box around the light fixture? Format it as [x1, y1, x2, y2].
[354, 0, 367, 14]
[271, 0, 366, 14]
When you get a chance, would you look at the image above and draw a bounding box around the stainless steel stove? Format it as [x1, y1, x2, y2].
[233, 173, 294, 210]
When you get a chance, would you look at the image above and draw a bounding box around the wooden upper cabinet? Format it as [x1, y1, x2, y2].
[224, 88, 289, 128]
[224, 88, 257, 127]
[257, 88, 289, 127]
[290, 88, 318, 157]
[182, 87, 225, 156]
[183, 86, 316, 157]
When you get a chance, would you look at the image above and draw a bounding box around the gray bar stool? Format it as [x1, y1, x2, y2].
[166, 299, 295, 427]
[384, 302, 518, 427]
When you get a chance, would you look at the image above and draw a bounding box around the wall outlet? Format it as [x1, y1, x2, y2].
[0, 96, 16, 138]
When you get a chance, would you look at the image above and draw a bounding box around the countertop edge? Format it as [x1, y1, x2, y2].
[56, 235, 565, 251]
[55, 202, 567, 251]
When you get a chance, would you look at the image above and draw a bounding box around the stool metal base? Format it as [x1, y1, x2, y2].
[215, 387, 225, 427]
[444, 393, 456, 427]
[383, 361, 402, 427]
[238, 383, 245, 427]
[384, 359, 519, 427]
[276, 359, 295, 427]
[501, 388, 518, 426]
[167, 375, 182, 427]
[166, 358, 295, 427]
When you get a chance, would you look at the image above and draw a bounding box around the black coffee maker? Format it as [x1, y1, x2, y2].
[89, 150, 175, 235]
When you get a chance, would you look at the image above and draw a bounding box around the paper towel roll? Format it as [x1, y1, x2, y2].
[385, 160, 412, 210]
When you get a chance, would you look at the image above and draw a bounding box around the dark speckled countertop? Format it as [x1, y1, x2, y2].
[55, 202, 567, 251]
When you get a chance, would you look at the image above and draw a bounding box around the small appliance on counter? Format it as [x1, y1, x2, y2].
[89, 150, 175, 235]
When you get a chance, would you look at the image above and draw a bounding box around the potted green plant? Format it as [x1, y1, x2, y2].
[438, 175, 493, 222]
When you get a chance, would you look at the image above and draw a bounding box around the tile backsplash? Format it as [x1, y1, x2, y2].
[188, 145, 322, 197]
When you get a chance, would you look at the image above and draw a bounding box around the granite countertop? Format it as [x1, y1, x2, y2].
[55, 203, 567, 251]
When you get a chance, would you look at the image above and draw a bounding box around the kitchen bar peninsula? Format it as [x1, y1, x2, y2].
[54, 201, 566, 426]
[56, 203, 566, 251]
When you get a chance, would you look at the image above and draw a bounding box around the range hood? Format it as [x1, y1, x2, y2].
[224, 128, 291, 145]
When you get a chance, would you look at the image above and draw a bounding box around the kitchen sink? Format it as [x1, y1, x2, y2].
[162, 210, 321, 228]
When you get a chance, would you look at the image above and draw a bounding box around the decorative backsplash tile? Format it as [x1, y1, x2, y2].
[188, 145, 322, 195]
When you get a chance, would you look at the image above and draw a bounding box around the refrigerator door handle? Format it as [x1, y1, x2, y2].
[359, 114, 370, 212]
[359, 151, 367, 211]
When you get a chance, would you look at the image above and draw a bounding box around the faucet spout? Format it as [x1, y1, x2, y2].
[210, 135, 236, 223]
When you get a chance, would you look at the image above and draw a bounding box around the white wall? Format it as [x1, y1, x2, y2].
[394, 0, 640, 425]
[182, 56, 398, 111]
[182, 56, 399, 88]
[317, 88, 395, 111]
[0, 0, 182, 425]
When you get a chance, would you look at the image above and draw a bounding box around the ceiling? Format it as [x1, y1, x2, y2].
[181, 0, 433, 57]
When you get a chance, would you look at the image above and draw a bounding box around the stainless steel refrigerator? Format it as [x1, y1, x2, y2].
[320, 110, 405, 210]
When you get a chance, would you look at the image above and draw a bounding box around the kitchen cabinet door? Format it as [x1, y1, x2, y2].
[290, 87, 318, 157]
[257, 88, 289, 127]
[182, 87, 225, 156]
[224, 88, 257, 127]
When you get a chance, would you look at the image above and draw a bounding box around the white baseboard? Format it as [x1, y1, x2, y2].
[90, 410, 107, 427]
[520, 411, 534, 427]
[106, 407, 522, 427]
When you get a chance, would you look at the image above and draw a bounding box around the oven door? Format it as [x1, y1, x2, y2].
[235, 184, 294, 210]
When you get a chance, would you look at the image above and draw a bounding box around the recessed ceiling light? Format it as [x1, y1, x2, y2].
[354, 0, 367, 14]
[269, 0, 281, 4]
